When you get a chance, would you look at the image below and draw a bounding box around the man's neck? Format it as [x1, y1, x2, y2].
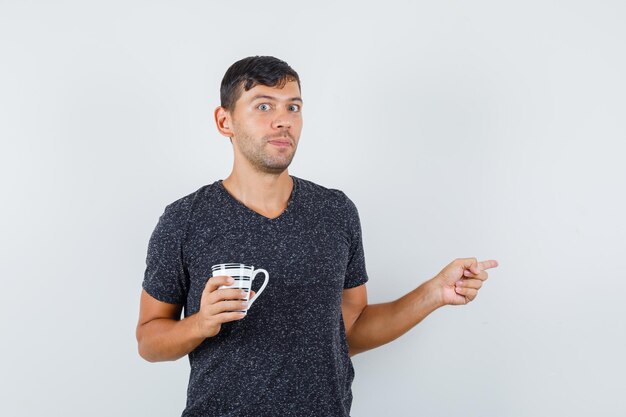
[221, 170, 294, 217]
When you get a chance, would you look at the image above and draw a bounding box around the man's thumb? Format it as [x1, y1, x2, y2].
[458, 257, 479, 274]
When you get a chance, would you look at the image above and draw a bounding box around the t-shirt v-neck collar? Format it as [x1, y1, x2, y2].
[217, 175, 299, 223]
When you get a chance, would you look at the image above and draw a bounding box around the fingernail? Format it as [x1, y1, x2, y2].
[456, 280, 463, 286]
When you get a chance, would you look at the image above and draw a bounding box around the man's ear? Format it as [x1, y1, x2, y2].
[214, 106, 233, 138]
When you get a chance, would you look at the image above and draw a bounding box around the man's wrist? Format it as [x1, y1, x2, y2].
[425, 276, 446, 309]
[186, 313, 207, 340]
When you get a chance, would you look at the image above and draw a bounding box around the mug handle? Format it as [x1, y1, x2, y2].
[248, 268, 269, 309]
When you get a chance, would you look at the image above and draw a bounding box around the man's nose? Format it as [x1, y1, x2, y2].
[272, 111, 293, 130]
[272, 119, 291, 129]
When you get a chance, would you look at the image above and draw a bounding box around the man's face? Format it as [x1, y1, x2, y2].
[228, 81, 303, 175]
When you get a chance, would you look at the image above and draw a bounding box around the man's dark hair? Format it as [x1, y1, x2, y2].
[220, 56, 301, 112]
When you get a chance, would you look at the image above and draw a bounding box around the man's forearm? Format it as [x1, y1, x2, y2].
[137, 314, 206, 362]
[347, 278, 443, 356]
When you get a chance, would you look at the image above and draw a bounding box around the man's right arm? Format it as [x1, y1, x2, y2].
[136, 276, 250, 362]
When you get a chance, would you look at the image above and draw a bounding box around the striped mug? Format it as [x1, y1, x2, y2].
[212, 263, 269, 314]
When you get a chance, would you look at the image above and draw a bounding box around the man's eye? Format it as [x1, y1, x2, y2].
[289, 104, 300, 112]
[257, 103, 271, 111]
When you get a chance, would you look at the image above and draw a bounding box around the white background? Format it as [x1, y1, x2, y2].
[1, 1, 625, 416]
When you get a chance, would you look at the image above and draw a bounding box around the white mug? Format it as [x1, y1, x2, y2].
[212, 263, 269, 314]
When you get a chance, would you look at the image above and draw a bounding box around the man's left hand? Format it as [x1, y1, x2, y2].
[431, 258, 499, 306]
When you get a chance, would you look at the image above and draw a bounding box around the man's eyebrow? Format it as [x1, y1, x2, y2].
[249, 94, 303, 103]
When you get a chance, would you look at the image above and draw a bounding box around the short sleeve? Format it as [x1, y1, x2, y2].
[142, 201, 190, 305]
[342, 193, 369, 289]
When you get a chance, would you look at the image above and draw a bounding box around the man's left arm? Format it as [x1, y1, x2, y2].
[342, 257, 499, 357]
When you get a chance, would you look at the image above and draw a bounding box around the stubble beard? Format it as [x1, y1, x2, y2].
[235, 130, 297, 175]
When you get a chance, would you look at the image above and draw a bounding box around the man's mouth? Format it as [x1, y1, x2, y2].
[268, 139, 291, 147]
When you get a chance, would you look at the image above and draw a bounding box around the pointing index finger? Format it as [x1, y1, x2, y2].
[478, 260, 499, 270]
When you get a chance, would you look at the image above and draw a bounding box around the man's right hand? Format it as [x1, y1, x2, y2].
[195, 275, 253, 338]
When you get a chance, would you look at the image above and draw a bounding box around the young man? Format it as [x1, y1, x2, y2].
[136, 56, 499, 417]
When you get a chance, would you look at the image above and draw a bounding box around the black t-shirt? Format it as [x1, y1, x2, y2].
[142, 175, 369, 417]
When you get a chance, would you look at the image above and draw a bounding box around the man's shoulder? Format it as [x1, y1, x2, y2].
[160, 181, 218, 217]
[294, 175, 362, 218]
[295, 175, 351, 205]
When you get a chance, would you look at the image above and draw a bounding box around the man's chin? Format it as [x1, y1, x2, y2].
[264, 155, 295, 169]
[260, 162, 293, 174]
[251, 158, 290, 175]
